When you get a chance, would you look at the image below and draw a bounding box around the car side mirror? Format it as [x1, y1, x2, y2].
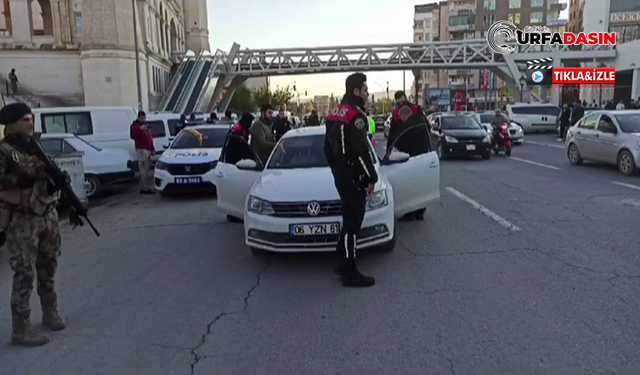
[236, 159, 262, 171]
[163, 144, 169, 149]
[382, 152, 410, 165]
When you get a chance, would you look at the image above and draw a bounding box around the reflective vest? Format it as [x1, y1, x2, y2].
[367, 117, 375, 135]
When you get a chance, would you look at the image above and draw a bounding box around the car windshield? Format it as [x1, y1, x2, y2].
[442, 116, 481, 130]
[479, 114, 494, 124]
[74, 136, 102, 151]
[170, 128, 228, 149]
[268, 134, 377, 169]
[268, 135, 328, 169]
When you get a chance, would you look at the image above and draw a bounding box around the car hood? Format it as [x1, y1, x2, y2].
[443, 129, 487, 138]
[159, 148, 221, 164]
[251, 167, 384, 202]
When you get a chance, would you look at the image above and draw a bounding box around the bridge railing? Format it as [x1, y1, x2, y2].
[226, 39, 615, 75]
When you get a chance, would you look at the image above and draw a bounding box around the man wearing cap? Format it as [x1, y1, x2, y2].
[0, 102, 72, 346]
[250, 103, 276, 165]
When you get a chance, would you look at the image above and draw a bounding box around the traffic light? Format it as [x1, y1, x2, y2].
[305, 90, 307, 96]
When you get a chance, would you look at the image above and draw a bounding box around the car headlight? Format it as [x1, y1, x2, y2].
[248, 196, 275, 215]
[366, 190, 388, 211]
[482, 135, 491, 143]
[444, 135, 458, 143]
[207, 160, 218, 170]
[155, 161, 168, 170]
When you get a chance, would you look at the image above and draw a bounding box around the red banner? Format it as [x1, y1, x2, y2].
[551, 67, 616, 85]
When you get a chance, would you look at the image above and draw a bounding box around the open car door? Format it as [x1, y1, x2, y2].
[215, 134, 263, 219]
[380, 123, 441, 217]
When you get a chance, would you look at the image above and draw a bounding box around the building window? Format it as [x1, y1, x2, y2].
[425, 33, 430, 40]
[609, 25, 640, 44]
[509, 0, 521, 9]
[424, 20, 431, 28]
[508, 13, 521, 25]
[483, 14, 496, 27]
[74, 12, 82, 35]
[531, 12, 543, 24]
[418, 35, 422, 41]
[532, 0, 544, 7]
[484, 0, 496, 11]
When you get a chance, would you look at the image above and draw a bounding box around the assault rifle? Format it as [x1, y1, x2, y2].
[31, 135, 100, 237]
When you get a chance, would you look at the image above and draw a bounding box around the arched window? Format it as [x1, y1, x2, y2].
[32, 0, 53, 36]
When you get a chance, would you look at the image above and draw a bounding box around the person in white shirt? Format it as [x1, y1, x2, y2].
[616, 100, 625, 110]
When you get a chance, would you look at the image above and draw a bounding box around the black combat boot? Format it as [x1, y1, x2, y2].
[341, 268, 376, 288]
[41, 294, 67, 331]
[11, 311, 51, 346]
[334, 261, 354, 277]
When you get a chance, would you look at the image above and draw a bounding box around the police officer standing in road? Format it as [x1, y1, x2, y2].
[324, 73, 378, 288]
[0, 103, 73, 346]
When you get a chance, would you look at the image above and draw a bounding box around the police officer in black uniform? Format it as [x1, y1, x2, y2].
[324, 72, 378, 288]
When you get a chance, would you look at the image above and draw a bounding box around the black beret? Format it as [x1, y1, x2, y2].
[0, 102, 32, 125]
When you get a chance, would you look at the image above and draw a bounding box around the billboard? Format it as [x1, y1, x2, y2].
[429, 89, 451, 106]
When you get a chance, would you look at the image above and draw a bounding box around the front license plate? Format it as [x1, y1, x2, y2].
[290, 223, 340, 236]
[175, 177, 202, 184]
[466, 144, 476, 150]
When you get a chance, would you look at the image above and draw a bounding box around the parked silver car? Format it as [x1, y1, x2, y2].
[566, 110, 640, 176]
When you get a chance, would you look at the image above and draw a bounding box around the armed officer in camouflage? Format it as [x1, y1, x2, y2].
[324, 73, 378, 287]
[0, 103, 70, 346]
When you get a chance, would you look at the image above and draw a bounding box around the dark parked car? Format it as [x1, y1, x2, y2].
[373, 116, 387, 131]
[428, 113, 492, 160]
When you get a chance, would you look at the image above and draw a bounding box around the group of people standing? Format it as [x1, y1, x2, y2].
[227, 104, 294, 166]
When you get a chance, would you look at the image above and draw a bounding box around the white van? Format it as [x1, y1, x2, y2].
[505, 103, 561, 132]
[33, 106, 139, 161]
[32, 107, 181, 161]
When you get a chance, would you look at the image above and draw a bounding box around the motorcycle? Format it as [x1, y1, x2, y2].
[491, 123, 512, 156]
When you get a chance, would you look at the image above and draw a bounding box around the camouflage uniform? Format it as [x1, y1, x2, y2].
[0, 137, 66, 346]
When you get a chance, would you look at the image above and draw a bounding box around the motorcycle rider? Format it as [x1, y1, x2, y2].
[324, 72, 378, 288]
[490, 109, 509, 142]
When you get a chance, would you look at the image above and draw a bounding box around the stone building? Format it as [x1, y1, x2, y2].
[0, 0, 209, 110]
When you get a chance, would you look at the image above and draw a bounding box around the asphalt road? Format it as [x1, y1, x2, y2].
[1, 133, 639, 375]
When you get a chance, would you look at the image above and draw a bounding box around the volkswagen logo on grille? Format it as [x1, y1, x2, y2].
[184, 166, 191, 172]
[307, 201, 321, 216]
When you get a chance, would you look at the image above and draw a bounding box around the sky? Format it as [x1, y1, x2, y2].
[206, 0, 570, 99]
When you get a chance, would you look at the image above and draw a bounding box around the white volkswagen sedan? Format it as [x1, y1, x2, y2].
[215, 126, 441, 256]
[154, 124, 231, 194]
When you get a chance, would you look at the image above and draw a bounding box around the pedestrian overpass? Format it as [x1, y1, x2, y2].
[157, 39, 616, 114]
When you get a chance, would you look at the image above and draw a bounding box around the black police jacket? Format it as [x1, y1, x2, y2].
[324, 98, 378, 187]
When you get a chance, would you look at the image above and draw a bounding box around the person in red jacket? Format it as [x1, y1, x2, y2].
[129, 111, 155, 195]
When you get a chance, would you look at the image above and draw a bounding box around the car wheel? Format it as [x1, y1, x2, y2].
[482, 151, 491, 160]
[568, 143, 583, 165]
[84, 175, 102, 199]
[617, 150, 637, 176]
[250, 247, 268, 257]
[226, 215, 243, 224]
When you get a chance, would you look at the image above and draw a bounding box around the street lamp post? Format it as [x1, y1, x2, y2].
[519, 76, 526, 103]
[131, 0, 143, 111]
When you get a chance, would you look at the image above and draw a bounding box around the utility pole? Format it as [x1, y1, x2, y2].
[403, 71, 406, 93]
[131, 0, 143, 110]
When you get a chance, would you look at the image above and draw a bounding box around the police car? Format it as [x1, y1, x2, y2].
[154, 124, 232, 194]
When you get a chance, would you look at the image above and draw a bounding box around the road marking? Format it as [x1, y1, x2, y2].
[525, 140, 565, 149]
[510, 157, 561, 170]
[612, 181, 640, 191]
[446, 187, 521, 232]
